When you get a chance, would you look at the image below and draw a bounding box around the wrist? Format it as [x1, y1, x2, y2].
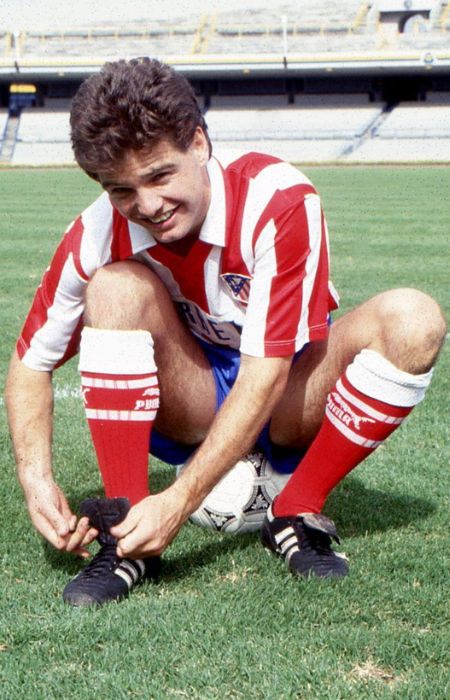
[169, 473, 203, 521]
[18, 465, 54, 492]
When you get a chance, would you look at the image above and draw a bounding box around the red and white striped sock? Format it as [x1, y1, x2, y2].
[274, 349, 433, 517]
[79, 327, 159, 505]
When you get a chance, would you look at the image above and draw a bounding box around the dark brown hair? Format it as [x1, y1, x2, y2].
[70, 57, 211, 179]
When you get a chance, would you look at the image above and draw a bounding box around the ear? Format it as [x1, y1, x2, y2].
[190, 126, 210, 166]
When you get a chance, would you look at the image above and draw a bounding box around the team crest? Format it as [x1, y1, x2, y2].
[221, 273, 252, 304]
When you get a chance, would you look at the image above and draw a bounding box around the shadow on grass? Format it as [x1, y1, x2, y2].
[155, 476, 437, 584]
[325, 475, 436, 537]
[160, 529, 258, 584]
[42, 475, 436, 579]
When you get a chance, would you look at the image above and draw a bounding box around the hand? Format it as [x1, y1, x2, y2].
[111, 483, 190, 559]
[21, 475, 98, 558]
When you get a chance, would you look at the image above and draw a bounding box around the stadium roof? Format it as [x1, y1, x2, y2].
[0, 50, 449, 83]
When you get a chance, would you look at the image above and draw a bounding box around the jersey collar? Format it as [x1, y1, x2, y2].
[197, 156, 226, 247]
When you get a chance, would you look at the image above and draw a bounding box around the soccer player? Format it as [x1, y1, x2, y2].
[5, 58, 446, 607]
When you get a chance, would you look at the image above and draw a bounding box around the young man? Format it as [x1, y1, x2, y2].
[6, 58, 446, 607]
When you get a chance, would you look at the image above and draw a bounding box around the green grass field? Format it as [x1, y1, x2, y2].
[1, 166, 449, 700]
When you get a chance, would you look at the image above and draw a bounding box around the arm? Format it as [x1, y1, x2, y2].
[113, 353, 292, 557]
[5, 352, 97, 557]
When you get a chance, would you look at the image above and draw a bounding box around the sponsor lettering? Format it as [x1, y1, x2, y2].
[328, 392, 375, 431]
[142, 387, 159, 397]
[176, 300, 242, 348]
[134, 398, 160, 411]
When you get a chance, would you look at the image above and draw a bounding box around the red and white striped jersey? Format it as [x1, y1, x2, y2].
[17, 150, 339, 371]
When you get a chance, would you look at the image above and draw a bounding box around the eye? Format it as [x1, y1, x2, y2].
[110, 187, 132, 198]
[152, 171, 170, 183]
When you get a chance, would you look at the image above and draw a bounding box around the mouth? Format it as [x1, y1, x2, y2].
[145, 207, 179, 225]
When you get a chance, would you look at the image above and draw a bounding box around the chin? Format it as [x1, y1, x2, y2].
[154, 229, 184, 243]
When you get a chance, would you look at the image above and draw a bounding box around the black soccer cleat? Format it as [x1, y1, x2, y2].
[261, 504, 349, 579]
[62, 497, 160, 607]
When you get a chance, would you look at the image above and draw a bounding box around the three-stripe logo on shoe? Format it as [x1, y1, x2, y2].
[274, 527, 300, 564]
[114, 559, 145, 589]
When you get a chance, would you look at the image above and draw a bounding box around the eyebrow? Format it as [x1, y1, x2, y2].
[101, 162, 177, 189]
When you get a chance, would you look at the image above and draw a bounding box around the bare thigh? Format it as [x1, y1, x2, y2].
[269, 317, 361, 449]
[85, 260, 217, 444]
[269, 287, 446, 449]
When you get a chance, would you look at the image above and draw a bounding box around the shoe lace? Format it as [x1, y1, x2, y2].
[294, 519, 333, 556]
[80, 544, 119, 579]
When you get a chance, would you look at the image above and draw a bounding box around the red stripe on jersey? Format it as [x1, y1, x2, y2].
[226, 151, 282, 178]
[17, 220, 85, 361]
[111, 209, 133, 261]
[149, 239, 213, 311]
[221, 152, 288, 278]
[250, 184, 319, 355]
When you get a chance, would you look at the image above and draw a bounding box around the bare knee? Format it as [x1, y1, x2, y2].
[371, 288, 447, 373]
[85, 261, 167, 329]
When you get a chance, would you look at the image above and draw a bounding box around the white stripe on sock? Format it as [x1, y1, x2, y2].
[326, 407, 382, 449]
[82, 376, 158, 390]
[85, 409, 158, 421]
[336, 379, 403, 425]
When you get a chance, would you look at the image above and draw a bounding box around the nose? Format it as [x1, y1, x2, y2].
[134, 188, 164, 219]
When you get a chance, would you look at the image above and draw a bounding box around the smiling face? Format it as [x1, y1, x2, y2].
[98, 127, 211, 245]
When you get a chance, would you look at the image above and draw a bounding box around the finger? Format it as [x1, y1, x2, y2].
[117, 538, 164, 559]
[116, 528, 146, 558]
[79, 527, 99, 548]
[116, 526, 163, 559]
[117, 539, 143, 559]
[65, 517, 91, 552]
[74, 526, 100, 558]
[57, 494, 76, 525]
[65, 521, 98, 558]
[110, 508, 140, 539]
[31, 511, 71, 551]
[41, 505, 72, 538]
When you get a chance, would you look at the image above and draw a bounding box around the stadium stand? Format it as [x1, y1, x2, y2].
[2, 0, 449, 59]
[206, 96, 384, 141]
[375, 100, 450, 138]
[10, 105, 73, 165]
[6, 93, 450, 166]
[1, 0, 449, 164]
[11, 142, 75, 166]
[214, 140, 350, 163]
[346, 94, 450, 161]
[346, 136, 450, 161]
[17, 108, 71, 143]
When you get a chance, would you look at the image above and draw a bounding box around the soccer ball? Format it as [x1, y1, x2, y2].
[176, 452, 291, 534]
